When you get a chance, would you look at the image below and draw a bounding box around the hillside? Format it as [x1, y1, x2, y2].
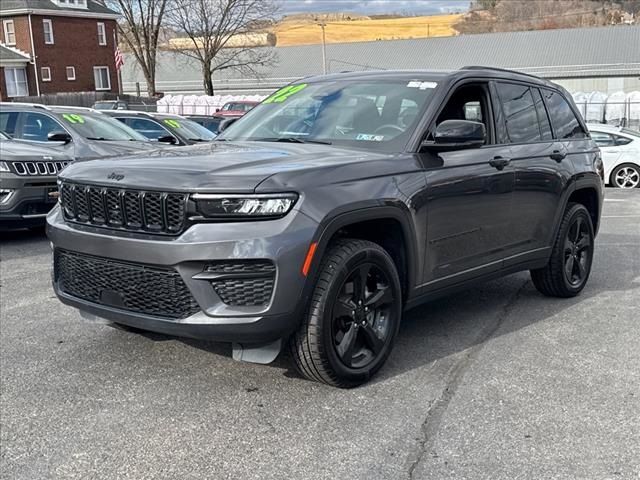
[273, 14, 462, 46]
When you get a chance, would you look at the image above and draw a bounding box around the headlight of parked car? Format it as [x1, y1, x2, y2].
[192, 193, 298, 219]
[0, 161, 10, 173]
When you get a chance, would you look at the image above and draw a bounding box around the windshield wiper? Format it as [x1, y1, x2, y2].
[254, 137, 332, 145]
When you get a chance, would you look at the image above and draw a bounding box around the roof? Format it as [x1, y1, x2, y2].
[123, 25, 640, 95]
[0, 0, 119, 17]
[0, 43, 30, 64]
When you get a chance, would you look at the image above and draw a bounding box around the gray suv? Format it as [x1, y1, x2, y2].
[47, 68, 604, 387]
[0, 103, 163, 160]
[0, 131, 72, 229]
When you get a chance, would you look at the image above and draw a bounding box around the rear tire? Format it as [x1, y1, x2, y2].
[610, 163, 640, 189]
[289, 239, 402, 388]
[531, 203, 594, 298]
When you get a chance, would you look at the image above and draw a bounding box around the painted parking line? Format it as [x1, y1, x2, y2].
[604, 198, 627, 202]
[602, 215, 640, 218]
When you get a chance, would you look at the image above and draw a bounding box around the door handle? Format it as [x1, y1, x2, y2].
[550, 150, 567, 162]
[489, 156, 510, 170]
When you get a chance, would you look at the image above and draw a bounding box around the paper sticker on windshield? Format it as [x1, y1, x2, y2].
[163, 119, 181, 129]
[356, 133, 384, 142]
[62, 113, 85, 124]
[407, 81, 437, 90]
[263, 84, 308, 104]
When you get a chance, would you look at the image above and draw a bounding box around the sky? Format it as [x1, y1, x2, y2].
[278, 0, 470, 16]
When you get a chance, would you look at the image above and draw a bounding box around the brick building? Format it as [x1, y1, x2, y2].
[0, 0, 120, 100]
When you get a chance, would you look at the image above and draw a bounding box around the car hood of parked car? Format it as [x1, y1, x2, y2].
[77, 139, 169, 161]
[0, 139, 73, 161]
[58, 140, 411, 192]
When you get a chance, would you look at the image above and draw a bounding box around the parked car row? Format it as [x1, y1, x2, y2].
[0, 102, 227, 230]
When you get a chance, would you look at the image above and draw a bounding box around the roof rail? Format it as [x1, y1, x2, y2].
[50, 105, 99, 113]
[461, 66, 546, 82]
[0, 102, 51, 110]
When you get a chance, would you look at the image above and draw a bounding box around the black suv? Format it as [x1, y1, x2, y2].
[1, 131, 72, 229]
[48, 68, 604, 387]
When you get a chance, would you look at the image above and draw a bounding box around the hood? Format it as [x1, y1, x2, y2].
[59, 141, 389, 192]
[0, 139, 72, 161]
[79, 140, 168, 160]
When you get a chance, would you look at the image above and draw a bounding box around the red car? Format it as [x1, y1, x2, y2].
[215, 101, 259, 117]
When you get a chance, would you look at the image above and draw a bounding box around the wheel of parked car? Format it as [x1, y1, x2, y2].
[530, 203, 595, 298]
[610, 163, 640, 189]
[289, 239, 402, 388]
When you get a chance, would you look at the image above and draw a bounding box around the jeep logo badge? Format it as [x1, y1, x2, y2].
[107, 172, 125, 181]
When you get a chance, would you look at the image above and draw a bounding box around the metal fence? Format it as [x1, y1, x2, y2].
[6, 92, 158, 111]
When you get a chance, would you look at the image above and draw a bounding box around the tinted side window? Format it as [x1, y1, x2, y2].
[0, 111, 19, 135]
[532, 88, 553, 140]
[496, 83, 541, 143]
[615, 135, 632, 146]
[591, 132, 615, 147]
[21, 113, 64, 142]
[541, 89, 587, 140]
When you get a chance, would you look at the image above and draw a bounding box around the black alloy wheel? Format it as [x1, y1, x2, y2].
[289, 239, 402, 387]
[331, 263, 394, 369]
[531, 203, 595, 298]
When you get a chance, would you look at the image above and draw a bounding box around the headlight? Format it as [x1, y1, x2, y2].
[192, 193, 298, 219]
[0, 161, 10, 173]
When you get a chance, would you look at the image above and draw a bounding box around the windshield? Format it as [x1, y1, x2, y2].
[57, 112, 148, 141]
[160, 117, 217, 141]
[219, 79, 438, 152]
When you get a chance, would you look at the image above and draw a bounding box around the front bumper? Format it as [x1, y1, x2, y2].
[0, 174, 58, 228]
[47, 206, 319, 343]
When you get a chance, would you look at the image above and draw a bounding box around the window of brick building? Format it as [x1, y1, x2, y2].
[41, 67, 52, 82]
[3, 67, 28, 97]
[3, 20, 16, 45]
[66, 66, 76, 81]
[43, 19, 54, 44]
[97, 22, 107, 45]
[93, 66, 111, 90]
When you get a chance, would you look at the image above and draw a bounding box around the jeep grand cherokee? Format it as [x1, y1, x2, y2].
[47, 68, 603, 387]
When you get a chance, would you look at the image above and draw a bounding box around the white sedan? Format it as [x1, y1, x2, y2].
[588, 124, 640, 189]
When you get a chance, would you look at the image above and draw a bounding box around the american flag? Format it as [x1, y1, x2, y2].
[114, 45, 124, 71]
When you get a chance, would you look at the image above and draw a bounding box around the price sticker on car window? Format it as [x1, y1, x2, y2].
[263, 84, 308, 104]
[163, 119, 181, 129]
[62, 113, 85, 124]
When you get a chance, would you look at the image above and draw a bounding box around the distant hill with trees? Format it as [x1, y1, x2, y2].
[456, 0, 638, 34]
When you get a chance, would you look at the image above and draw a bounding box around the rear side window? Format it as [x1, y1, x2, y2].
[495, 83, 541, 143]
[532, 88, 553, 140]
[615, 136, 632, 146]
[541, 89, 587, 140]
[591, 132, 615, 147]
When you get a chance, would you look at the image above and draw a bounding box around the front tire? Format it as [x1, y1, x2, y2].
[289, 239, 402, 388]
[531, 203, 595, 298]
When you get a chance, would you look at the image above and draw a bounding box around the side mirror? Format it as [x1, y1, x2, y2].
[422, 120, 486, 151]
[157, 135, 178, 144]
[48, 131, 72, 144]
[218, 117, 239, 132]
[215, 108, 220, 113]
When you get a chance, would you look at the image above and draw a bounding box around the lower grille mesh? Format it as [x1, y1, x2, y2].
[55, 250, 200, 319]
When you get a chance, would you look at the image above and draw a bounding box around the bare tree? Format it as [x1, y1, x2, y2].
[107, 0, 168, 97]
[166, 0, 277, 95]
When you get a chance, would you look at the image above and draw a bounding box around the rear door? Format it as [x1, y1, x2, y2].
[493, 82, 570, 258]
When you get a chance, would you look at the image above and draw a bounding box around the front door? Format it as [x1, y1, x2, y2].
[419, 81, 517, 288]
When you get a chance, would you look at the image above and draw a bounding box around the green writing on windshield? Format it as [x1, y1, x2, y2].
[263, 84, 308, 104]
[62, 113, 85, 124]
[164, 119, 181, 129]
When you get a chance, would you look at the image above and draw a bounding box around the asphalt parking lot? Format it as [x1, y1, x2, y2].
[1, 189, 639, 480]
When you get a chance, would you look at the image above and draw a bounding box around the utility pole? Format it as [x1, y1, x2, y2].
[318, 22, 327, 74]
